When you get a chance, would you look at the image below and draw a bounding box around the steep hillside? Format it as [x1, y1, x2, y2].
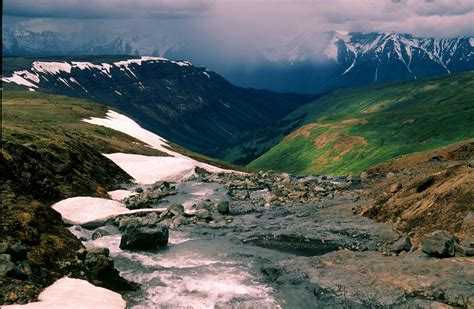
[2, 56, 313, 161]
[249, 71, 474, 175]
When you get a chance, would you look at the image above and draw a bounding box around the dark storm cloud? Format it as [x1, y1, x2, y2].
[4, 0, 215, 19]
[4, 0, 473, 68]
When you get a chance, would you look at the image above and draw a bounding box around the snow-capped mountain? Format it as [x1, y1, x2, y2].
[243, 31, 473, 92]
[2, 27, 179, 57]
[74, 33, 179, 56]
[322, 31, 473, 81]
[2, 27, 81, 56]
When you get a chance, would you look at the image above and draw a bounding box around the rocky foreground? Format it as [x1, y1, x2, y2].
[1, 141, 473, 307]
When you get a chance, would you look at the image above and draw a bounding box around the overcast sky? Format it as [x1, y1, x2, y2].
[4, 0, 474, 66]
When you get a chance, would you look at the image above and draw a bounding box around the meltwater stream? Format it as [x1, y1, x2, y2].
[70, 181, 288, 308]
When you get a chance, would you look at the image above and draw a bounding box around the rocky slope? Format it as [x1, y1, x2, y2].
[361, 140, 474, 243]
[2, 56, 313, 162]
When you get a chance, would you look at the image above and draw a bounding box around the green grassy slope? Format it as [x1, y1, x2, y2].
[248, 71, 474, 175]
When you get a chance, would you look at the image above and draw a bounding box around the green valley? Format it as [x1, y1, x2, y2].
[248, 71, 474, 175]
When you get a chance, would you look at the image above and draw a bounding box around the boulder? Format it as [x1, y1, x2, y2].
[389, 182, 402, 194]
[421, 230, 457, 258]
[216, 201, 230, 215]
[264, 194, 278, 204]
[11, 261, 33, 279]
[360, 171, 369, 182]
[390, 236, 412, 253]
[120, 224, 169, 250]
[196, 201, 212, 211]
[0, 254, 15, 277]
[167, 204, 185, 216]
[92, 228, 112, 240]
[195, 209, 212, 221]
[7, 242, 28, 261]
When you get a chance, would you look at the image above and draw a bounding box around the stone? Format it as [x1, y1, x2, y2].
[167, 204, 185, 216]
[390, 236, 412, 253]
[288, 191, 307, 200]
[86, 247, 110, 257]
[281, 173, 291, 184]
[313, 186, 326, 193]
[196, 201, 212, 211]
[360, 171, 369, 182]
[386, 172, 396, 179]
[0, 254, 15, 277]
[389, 182, 402, 193]
[172, 215, 188, 226]
[216, 201, 230, 215]
[0, 243, 8, 254]
[195, 209, 212, 221]
[421, 230, 457, 258]
[11, 261, 33, 279]
[92, 228, 111, 240]
[7, 242, 28, 261]
[264, 194, 278, 204]
[120, 224, 169, 250]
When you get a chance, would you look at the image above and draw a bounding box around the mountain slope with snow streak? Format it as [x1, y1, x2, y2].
[2, 56, 312, 163]
[83, 110, 237, 183]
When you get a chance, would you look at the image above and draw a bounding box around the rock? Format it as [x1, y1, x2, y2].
[360, 171, 369, 182]
[86, 247, 110, 257]
[281, 173, 291, 184]
[264, 194, 278, 204]
[0, 243, 8, 254]
[135, 187, 144, 193]
[92, 228, 112, 240]
[172, 215, 188, 226]
[11, 261, 33, 279]
[389, 182, 402, 194]
[7, 242, 28, 261]
[195, 201, 212, 211]
[216, 201, 230, 215]
[390, 236, 412, 253]
[421, 230, 457, 258]
[386, 172, 396, 179]
[313, 186, 326, 193]
[288, 191, 307, 200]
[0, 254, 15, 277]
[195, 209, 212, 221]
[167, 204, 185, 216]
[151, 180, 170, 190]
[120, 224, 169, 250]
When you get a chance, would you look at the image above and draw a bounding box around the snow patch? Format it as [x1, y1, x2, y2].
[104, 153, 197, 184]
[203, 71, 211, 79]
[2, 74, 38, 88]
[108, 189, 136, 201]
[32, 61, 72, 74]
[83, 110, 238, 183]
[470, 38, 474, 47]
[2, 277, 125, 309]
[51, 197, 130, 226]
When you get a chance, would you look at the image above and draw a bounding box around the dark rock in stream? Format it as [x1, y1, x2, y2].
[120, 225, 169, 250]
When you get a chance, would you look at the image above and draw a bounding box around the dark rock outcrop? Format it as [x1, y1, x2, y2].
[120, 225, 169, 250]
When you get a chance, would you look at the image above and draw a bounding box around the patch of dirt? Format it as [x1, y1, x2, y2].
[361, 139, 474, 243]
[286, 118, 367, 141]
[313, 131, 368, 165]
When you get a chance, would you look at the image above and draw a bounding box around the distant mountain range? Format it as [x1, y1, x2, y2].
[3, 26, 473, 93]
[2, 27, 179, 57]
[228, 31, 474, 93]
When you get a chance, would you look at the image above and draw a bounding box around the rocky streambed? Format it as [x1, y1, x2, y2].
[67, 170, 473, 308]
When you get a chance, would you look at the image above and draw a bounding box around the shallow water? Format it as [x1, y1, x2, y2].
[77, 228, 284, 309]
